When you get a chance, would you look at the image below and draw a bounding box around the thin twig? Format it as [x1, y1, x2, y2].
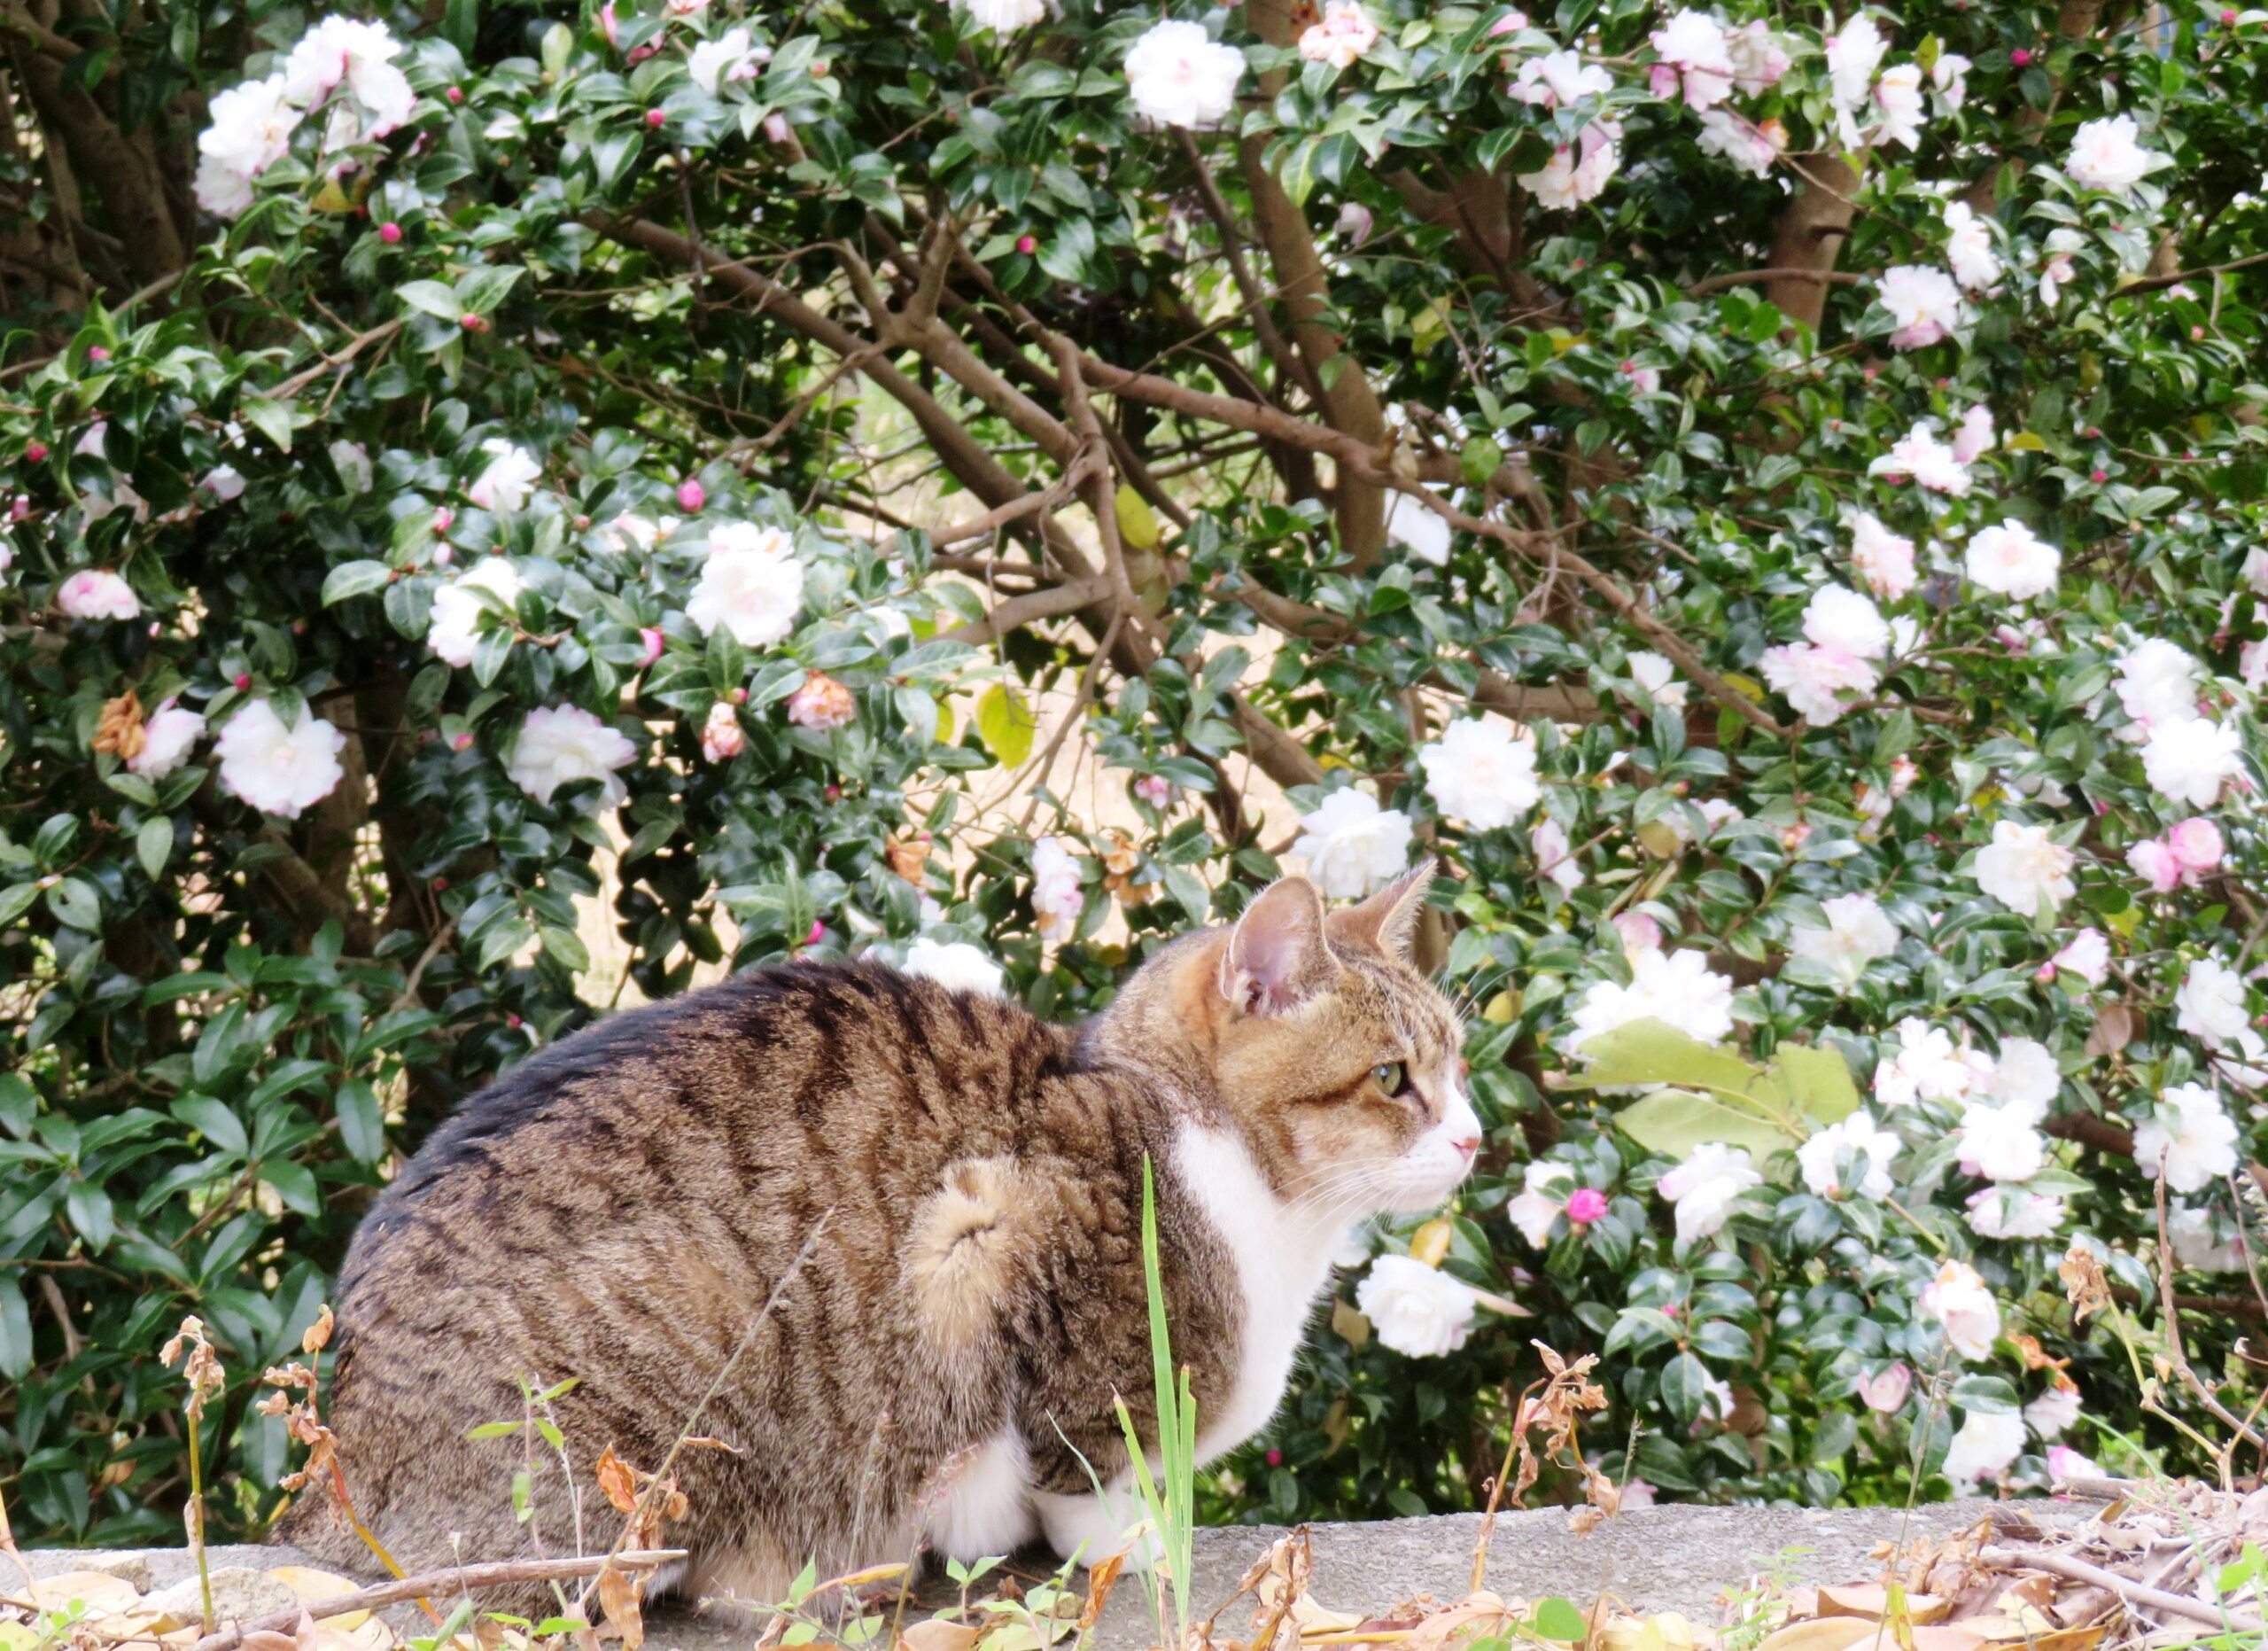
[1977, 1545, 2265, 1635]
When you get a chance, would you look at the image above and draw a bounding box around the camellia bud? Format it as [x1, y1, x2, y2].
[2035, 962, 2058, 984]
[700, 700, 745, 762]
[1016, 234, 1037, 255]
[232, 673, 252, 691]
[1565, 1188, 1609, 1226]
[676, 478, 706, 512]
[2089, 468, 2107, 483]
[454, 731, 475, 752]
[646, 108, 666, 128]
[25, 441, 46, 463]
[2010, 45, 2031, 64]
[379, 222, 402, 243]
[446, 85, 464, 103]
[637, 627, 664, 668]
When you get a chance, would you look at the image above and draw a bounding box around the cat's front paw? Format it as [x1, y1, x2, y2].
[1031, 1489, 1161, 1572]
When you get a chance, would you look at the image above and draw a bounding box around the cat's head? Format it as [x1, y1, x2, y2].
[1103, 862, 1480, 1218]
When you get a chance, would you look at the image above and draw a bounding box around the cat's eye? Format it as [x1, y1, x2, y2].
[1371, 1061, 1408, 1096]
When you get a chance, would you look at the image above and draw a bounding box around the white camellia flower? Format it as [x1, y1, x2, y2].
[954, 0, 1047, 34]
[1029, 836, 1084, 945]
[1848, 512, 1917, 600]
[688, 26, 766, 92]
[2115, 637, 2203, 734]
[2024, 1381, 2083, 1439]
[2133, 1082, 2240, 1193]
[427, 557, 525, 668]
[1657, 1142, 1761, 1246]
[2177, 956, 2249, 1048]
[1293, 789, 1415, 899]
[1650, 10, 1736, 108]
[1959, 1100, 2047, 1183]
[1124, 19, 1245, 128]
[1383, 490, 1452, 565]
[1518, 124, 1620, 210]
[1878, 265, 1964, 348]
[1507, 1161, 1574, 1248]
[1571, 946, 1737, 1047]
[1726, 19, 1790, 90]
[1513, 49, 1613, 106]
[1943, 200, 2001, 290]
[215, 701, 347, 819]
[1628, 650, 1688, 708]
[1803, 585, 1891, 658]
[282, 14, 416, 137]
[1533, 815, 1584, 893]
[196, 74, 301, 216]
[1931, 51, 1971, 110]
[1418, 717, 1541, 830]
[468, 440, 542, 514]
[1984, 1036, 2061, 1119]
[57, 569, 142, 621]
[129, 701, 207, 781]
[1968, 1187, 2067, 1239]
[1759, 641, 1878, 727]
[1788, 892, 1899, 989]
[1868, 63, 1927, 149]
[687, 522, 805, 647]
[1824, 12, 1888, 113]
[1874, 1017, 1980, 1109]
[1869, 422, 1971, 494]
[1797, 1110, 1900, 1200]
[1921, 1258, 2001, 1359]
[1941, 1407, 2026, 1486]
[2065, 113, 2160, 196]
[2052, 928, 2112, 986]
[1973, 820, 2076, 915]
[1355, 1255, 1479, 1356]
[1695, 109, 1783, 175]
[1952, 405, 1996, 466]
[903, 937, 1007, 996]
[1299, 0, 1380, 67]
[2168, 1203, 2244, 1272]
[2141, 715, 2242, 808]
[508, 705, 639, 808]
[1965, 518, 2061, 600]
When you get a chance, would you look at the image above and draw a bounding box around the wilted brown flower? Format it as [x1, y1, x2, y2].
[93, 690, 146, 760]
[160, 1315, 225, 1421]
[785, 670, 855, 731]
[2059, 1242, 2111, 1321]
[885, 832, 933, 886]
[301, 1304, 334, 1356]
[1098, 829, 1160, 906]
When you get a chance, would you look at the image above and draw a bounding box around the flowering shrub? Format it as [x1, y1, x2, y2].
[4, 0, 2266, 1549]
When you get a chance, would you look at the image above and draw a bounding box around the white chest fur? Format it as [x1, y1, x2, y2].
[1171, 1122, 1351, 1464]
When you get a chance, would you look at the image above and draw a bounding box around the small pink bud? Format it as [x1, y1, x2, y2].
[804, 919, 825, 947]
[1134, 775, 1172, 807]
[433, 544, 454, 566]
[88, 345, 110, 362]
[729, 686, 749, 705]
[1016, 234, 1037, 255]
[1266, 1448, 1285, 1467]
[147, 620, 161, 637]
[1565, 1188, 1609, 1226]
[379, 222, 402, 243]
[447, 85, 464, 103]
[638, 627, 665, 667]
[1779, 822, 1812, 852]
[574, 514, 591, 529]
[763, 112, 790, 142]
[431, 875, 449, 891]
[460, 313, 487, 332]
[454, 732, 475, 752]
[646, 107, 666, 128]
[2089, 468, 2107, 483]
[432, 507, 454, 533]
[2222, 6, 2238, 20]
[628, 43, 657, 62]
[602, 1, 620, 44]
[824, 783, 843, 802]
[811, 60, 830, 75]
[232, 673, 252, 691]
[2010, 46, 2031, 64]
[676, 478, 706, 511]
[2191, 325, 2207, 341]
[507, 1013, 524, 1029]
[2034, 962, 2057, 984]
[25, 441, 46, 463]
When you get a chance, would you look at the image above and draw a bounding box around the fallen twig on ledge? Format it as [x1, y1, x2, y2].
[183, 1549, 687, 1651]
[1978, 1543, 2265, 1636]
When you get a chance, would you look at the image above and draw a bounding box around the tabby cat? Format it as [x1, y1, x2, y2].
[277, 864, 1480, 1609]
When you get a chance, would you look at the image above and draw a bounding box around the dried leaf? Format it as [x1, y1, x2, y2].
[1753, 1619, 1883, 1651]
[898, 1623, 982, 1651]
[595, 1446, 640, 1515]
[2084, 1003, 2134, 1058]
[1076, 1555, 1124, 1632]
[1817, 1586, 1951, 1624]
[261, 1567, 370, 1632]
[301, 1306, 335, 1356]
[2058, 1245, 2111, 1321]
[596, 1562, 644, 1651]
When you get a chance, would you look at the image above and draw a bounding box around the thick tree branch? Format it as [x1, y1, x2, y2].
[939, 576, 1116, 646]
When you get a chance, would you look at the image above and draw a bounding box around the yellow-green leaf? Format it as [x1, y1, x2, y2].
[1614, 1087, 1794, 1156]
[975, 682, 1037, 768]
[1115, 483, 1161, 551]
[1565, 1016, 1758, 1094]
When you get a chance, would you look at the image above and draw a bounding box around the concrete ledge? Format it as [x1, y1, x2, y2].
[20, 1500, 2078, 1651]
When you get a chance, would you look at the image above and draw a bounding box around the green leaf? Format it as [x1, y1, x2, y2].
[46, 876, 101, 931]
[1757, 1043, 1860, 1127]
[66, 1181, 116, 1250]
[0, 883, 39, 926]
[336, 1079, 386, 1166]
[1531, 1599, 1588, 1644]
[465, 1420, 524, 1440]
[398, 280, 465, 321]
[1657, 1351, 1714, 1429]
[1565, 1017, 1757, 1094]
[241, 395, 297, 452]
[0, 1074, 33, 1138]
[136, 816, 174, 880]
[1614, 1087, 1794, 1156]
[0, 1278, 30, 1379]
[170, 1095, 247, 1156]
[974, 682, 1037, 768]
[322, 560, 395, 604]
[540, 924, 591, 973]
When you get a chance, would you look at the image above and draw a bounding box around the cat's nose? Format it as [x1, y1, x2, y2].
[1451, 1135, 1481, 1159]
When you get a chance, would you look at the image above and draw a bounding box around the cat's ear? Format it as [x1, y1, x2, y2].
[1218, 876, 1333, 1016]
[1327, 858, 1435, 962]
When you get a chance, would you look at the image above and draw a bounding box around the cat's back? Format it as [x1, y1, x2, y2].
[338, 960, 1092, 1313]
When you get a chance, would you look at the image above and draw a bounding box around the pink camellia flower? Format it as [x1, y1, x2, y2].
[1565, 1188, 1610, 1227]
[676, 477, 707, 512]
[432, 506, 455, 534]
[1855, 1363, 1913, 1413]
[637, 627, 665, 668]
[58, 569, 141, 620]
[785, 669, 857, 730]
[600, 1, 619, 45]
[2167, 816, 2225, 876]
[1488, 10, 1529, 33]
[2046, 1444, 2100, 1483]
[763, 112, 791, 143]
[1613, 911, 1663, 954]
[2127, 837, 2183, 893]
[1134, 774, 1173, 807]
[700, 700, 744, 761]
